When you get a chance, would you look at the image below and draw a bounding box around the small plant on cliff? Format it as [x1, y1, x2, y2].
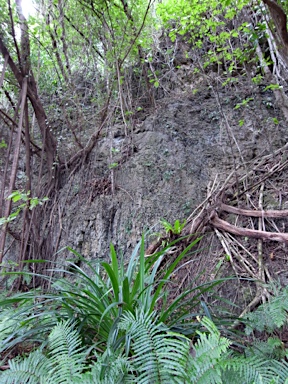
[160, 218, 186, 235]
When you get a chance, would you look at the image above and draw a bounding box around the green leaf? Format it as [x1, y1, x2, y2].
[264, 84, 282, 91]
[150, 237, 201, 312]
[139, 234, 145, 300]
[238, 119, 244, 127]
[0, 139, 7, 148]
[102, 262, 120, 301]
[110, 244, 119, 287]
[108, 162, 118, 169]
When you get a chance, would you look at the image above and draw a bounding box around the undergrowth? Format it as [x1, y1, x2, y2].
[0, 238, 287, 383]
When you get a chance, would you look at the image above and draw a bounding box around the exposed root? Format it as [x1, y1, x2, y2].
[145, 142, 288, 317]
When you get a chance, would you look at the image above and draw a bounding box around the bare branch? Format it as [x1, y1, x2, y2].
[211, 213, 288, 243]
[220, 203, 288, 218]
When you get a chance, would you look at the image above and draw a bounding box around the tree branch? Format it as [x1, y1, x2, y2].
[220, 203, 288, 218]
[211, 213, 288, 243]
[262, 0, 288, 46]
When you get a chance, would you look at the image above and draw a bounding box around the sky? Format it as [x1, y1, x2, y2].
[21, 0, 37, 19]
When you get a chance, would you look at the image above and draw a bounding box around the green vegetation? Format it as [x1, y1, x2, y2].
[1, 0, 288, 381]
[0, 191, 48, 226]
[0, 238, 288, 382]
[161, 218, 186, 235]
[3, 314, 288, 383]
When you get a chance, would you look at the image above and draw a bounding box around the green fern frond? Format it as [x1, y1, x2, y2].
[71, 348, 134, 384]
[0, 309, 19, 353]
[222, 355, 286, 384]
[0, 320, 87, 384]
[245, 287, 288, 334]
[246, 337, 286, 360]
[0, 350, 48, 384]
[45, 320, 86, 383]
[269, 360, 288, 383]
[120, 309, 189, 384]
[187, 317, 231, 384]
[48, 320, 84, 358]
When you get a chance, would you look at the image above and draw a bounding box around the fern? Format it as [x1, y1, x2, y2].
[185, 317, 288, 384]
[2, 308, 288, 384]
[186, 317, 231, 384]
[245, 287, 288, 334]
[0, 320, 86, 384]
[246, 337, 287, 360]
[0, 350, 48, 384]
[120, 309, 190, 384]
[269, 360, 288, 383]
[0, 320, 134, 384]
[71, 348, 134, 384]
[45, 320, 87, 383]
[222, 355, 288, 384]
[0, 308, 19, 353]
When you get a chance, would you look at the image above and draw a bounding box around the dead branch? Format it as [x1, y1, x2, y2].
[220, 203, 288, 218]
[211, 213, 288, 243]
[0, 78, 28, 262]
[0, 54, 8, 88]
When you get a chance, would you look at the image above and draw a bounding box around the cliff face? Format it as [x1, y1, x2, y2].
[51, 79, 288, 263]
[2, 67, 288, 303]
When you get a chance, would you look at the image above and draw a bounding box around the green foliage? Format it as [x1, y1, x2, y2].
[73, 348, 133, 384]
[0, 308, 22, 351]
[0, 350, 49, 384]
[252, 74, 264, 84]
[0, 321, 132, 383]
[234, 97, 254, 110]
[188, 316, 288, 384]
[108, 162, 119, 169]
[0, 236, 207, 353]
[238, 119, 245, 127]
[264, 84, 282, 91]
[0, 191, 48, 226]
[187, 316, 231, 383]
[157, 0, 252, 72]
[46, 320, 87, 382]
[246, 337, 287, 360]
[2, 304, 288, 383]
[160, 218, 186, 235]
[272, 117, 279, 125]
[222, 356, 288, 384]
[244, 286, 288, 334]
[0, 320, 86, 384]
[119, 309, 190, 383]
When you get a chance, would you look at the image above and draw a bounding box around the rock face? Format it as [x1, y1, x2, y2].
[55, 81, 288, 263]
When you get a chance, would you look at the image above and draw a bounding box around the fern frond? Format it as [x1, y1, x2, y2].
[45, 320, 86, 383]
[0, 309, 19, 353]
[0, 320, 87, 384]
[120, 309, 189, 384]
[245, 287, 288, 334]
[0, 350, 48, 384]
[246, 337, 286, 360]
[269, 359, 288, 383]
[185, 316, 230, 384]
[71, 348, 134, 384]
[222, 355, 284, 384]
